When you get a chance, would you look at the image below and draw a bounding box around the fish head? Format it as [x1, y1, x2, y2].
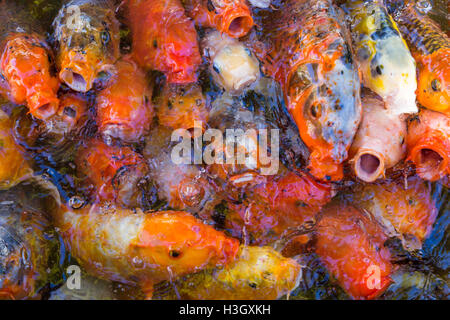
[54, 5, 119, 92]
[97, 59, 153, 143]
[357, 36, 418, 114]
[131, 211, 239, 278]
[287, 54, 361, 180]
[210, 41, 260, 94]
[215, 246, 301, 298]
[416, 50, 450, 114]
[158, 83, 208, 130]
[44, 93, 88, 142]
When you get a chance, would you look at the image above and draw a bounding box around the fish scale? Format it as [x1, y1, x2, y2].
[387, 0, 450, 55]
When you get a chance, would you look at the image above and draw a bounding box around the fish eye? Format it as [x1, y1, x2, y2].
[68, 196, 85, 209]
[169, 250, 182, 259]
[101, 30, 110, 45]
[244, 48, 252, 57]
[375, 65, 384, 75]
[310, 103, 322, 118]
[63, 106, 77, 119]
[212, 63, 221, 74]
[248, 282, 258, 289]
[431, 79, 441, 92]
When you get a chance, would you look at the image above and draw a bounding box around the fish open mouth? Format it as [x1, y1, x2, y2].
[228, 16, 252, 37]
[354, 152, 384, 182]
[60, 69, 89, 93]
[223, 12, 254, 38]
[34, 102, 58, 120]
[415, 148, 445, 179]
[233, 75, 257, 93]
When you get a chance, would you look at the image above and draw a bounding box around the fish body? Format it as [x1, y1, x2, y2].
[202, 30, 260, 95]
[183, 0, 254, 38]
[353, 176, 438, 251]
[387, 0, 450, 115]
[167, 245, 301, 300]
[0, 108, 33, 190]
[225, 168, 332, 246]
[53, 0, 120, 92]
[0, 187, 52, 300]
[315, 204, 393, 300]
[406, 108, 450, 181]
[0, 0, 59, 120]
[344, 0, 418, 115]
[349, 90, 407, 182]
[255, 0, 362, 181]
[97, 57, 154, 143]
[75, 139, 149, 207]
[54, 202, 239, 296]
[126, 0, 202, 84]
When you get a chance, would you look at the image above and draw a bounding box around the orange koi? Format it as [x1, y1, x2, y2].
[97, 57, 154, 143]
[183, 0, 254, 38]
[254, 0, 362, 181]
[126, 0, 202, 83]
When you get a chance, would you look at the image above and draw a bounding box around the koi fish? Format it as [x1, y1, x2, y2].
[53, 0, 120, 92]
[156, 82, 208, 130]
[97, 57, 154, 143]
[0, 108, 34, 190]
[0, 187, 54, 300]
[349, 90, 407, 182]
[315, 204, 393, 300]
[225, 168, 332, 246]
[254, 0, 362, 181]
[202, 30, 260, 95]
[406, 108, 449, 181]
[43, 91, 89, 144]
[75, 138, 150, 208]
[53, 202, 240, 298]
[206, 93, 276, 194]
[126, 0, 202, 83]
[386, 0, 450, 115]
[0, 0, 59, 120]
[353, 176, 438, 251]
[164, 245, 301, 300]
[183, 0, 254, 38]
[344, 0, 418, 115]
